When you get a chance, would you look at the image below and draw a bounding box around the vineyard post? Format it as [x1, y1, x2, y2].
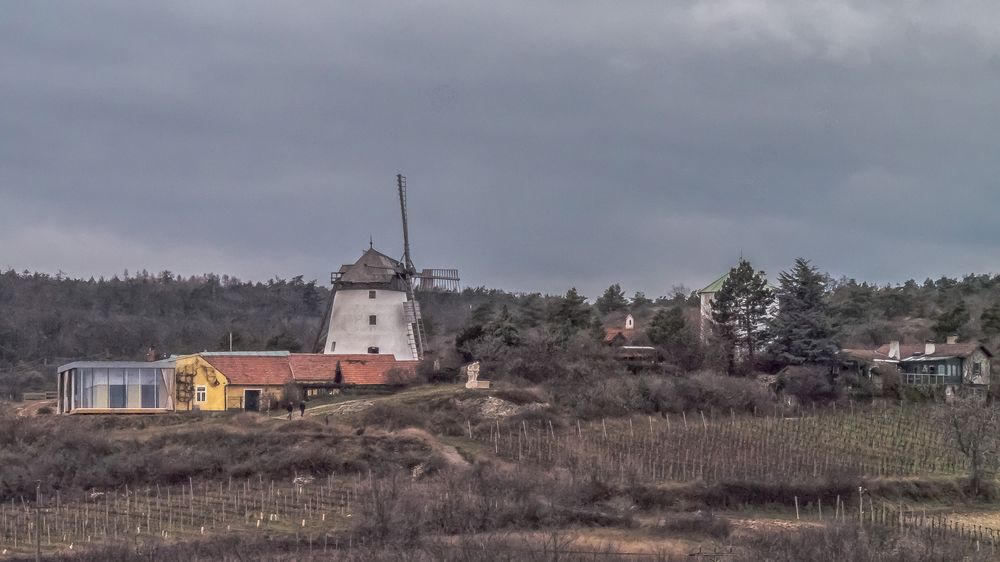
[794, 496, 799, 520]
[34, 481, 40, 562]
[858, 487, 863, 523]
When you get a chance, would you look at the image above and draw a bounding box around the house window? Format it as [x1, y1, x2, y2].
[369, 290, 377, 299]
[369, 315, 377, 326]
[974, 363, 982, 377]
[195, 385, 207, 402]
[367, 346, 379, 354]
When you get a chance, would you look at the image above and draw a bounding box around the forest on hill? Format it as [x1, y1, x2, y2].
[4, 261, 1000, 393]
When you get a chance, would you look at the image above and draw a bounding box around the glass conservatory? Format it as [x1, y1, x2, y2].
[57, 361, 175, 414]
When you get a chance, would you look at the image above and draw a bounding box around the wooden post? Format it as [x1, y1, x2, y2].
[35, 481, 41, 562]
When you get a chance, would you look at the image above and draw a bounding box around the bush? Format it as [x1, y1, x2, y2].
[653, 512, 731, 539]
[361, 402, 428, 431]
[778, 366, 841, 406]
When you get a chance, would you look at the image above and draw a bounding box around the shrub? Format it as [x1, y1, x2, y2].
[653, 512, 731, 539]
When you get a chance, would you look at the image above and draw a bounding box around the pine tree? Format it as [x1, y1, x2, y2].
[711, 259, 774, 369]
[595, 283, 629, 314]
[648, 306, 701, 370]
[648, 307, 687, 347]
[981, 302, 1000, 336]
[934, 300, 969, 340]
[631, 291, 653, 308]
[767, 258, 838, 366]
[547, 288, 592, 339]
[487, 305, 521, 346]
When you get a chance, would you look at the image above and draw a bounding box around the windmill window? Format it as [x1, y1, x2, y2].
[369, 290, 377, 299]
[367, 346, 379, 354]
[329, 341, 336, 352]
[369, 315, 377, 325]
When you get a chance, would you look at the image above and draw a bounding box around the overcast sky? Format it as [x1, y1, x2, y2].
[4, 1, 1000, 299]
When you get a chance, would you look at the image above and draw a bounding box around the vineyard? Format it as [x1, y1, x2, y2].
[0, 474, 360, 557]
[476, 403, 968, 484]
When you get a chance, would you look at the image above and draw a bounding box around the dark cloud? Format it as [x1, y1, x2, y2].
[4, 1, 1000, 298]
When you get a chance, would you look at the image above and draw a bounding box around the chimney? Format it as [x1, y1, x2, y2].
[946, 335, 959, 345]
[925, 340, 935, 355]
[146, 346, 156, 362]
[889, 341, 900, 360]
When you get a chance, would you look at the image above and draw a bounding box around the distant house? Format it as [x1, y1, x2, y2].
[840, 338, 993, 396]
[603, 313, 636, 346]
[602, 313, 657, 363]
[57, 351, 417, 414]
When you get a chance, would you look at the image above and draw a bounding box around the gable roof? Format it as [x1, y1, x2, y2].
[200, 354, 294, 385]
[289, 354, 417, 385]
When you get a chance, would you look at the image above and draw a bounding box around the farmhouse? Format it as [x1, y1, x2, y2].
[57, 352, 417, 414]
[841, 338, 993, 395]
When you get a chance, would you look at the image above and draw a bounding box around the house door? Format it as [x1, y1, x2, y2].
[244, 390, 261, 412]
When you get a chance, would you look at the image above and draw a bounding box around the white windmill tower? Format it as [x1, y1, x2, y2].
[314, 174, 460, 360]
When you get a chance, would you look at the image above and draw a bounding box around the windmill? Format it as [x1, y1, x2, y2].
[313, 174, 460, 360]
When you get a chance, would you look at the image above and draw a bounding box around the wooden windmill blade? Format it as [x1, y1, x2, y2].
[397, 174, 426, 359]
[416, 269, 461, 292]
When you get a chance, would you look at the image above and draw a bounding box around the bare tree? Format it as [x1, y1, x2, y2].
[943, 396, 1000, 497]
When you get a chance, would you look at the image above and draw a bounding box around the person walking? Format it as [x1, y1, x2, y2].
[299, 400, 306, 418]
[285, 401, 293, 420]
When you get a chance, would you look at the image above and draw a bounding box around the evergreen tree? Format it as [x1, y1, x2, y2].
[547, 288, 592, 339]
[711, 259, 774, 369]
[934, 300, 969, 340]
[595, 283, 629, 314]
[767, 258, 838, 366]
[648, 306, 702, 370]
[981, 303, 1000, 336]
[631, 291, 653, 308]
[648, 307, 687, 347]
[487, 305, 521, 346]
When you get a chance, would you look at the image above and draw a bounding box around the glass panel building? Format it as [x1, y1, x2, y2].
[57, 361, 175, 414]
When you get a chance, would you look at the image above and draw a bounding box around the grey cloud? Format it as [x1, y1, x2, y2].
[3, 1, 1000, 298]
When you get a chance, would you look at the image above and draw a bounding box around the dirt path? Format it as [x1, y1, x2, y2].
[397, 427, 470, 468]
[16, 399, 56, 417]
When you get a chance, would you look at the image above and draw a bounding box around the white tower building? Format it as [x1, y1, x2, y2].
[321, 247, 420, 360]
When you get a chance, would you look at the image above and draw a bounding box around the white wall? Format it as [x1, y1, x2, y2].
[323, 289, 417, 360]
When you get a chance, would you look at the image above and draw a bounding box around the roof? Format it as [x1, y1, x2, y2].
[58, 360, 175, 373]
[337, 248, 405, 286]
[842, 342, 993, 363]
[698, 273, 730, 294]
[874, 342, 993, 360]
[698, 271, 777, 294]
[200, 355, 294, 385]
[603, 329, 628, 344]
[289, 354, 418, 385]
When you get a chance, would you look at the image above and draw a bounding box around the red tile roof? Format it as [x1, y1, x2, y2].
[201, 355, 293, 386]
[289, 354, 418, 385]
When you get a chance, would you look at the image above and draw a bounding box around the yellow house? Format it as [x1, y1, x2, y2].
[173, 352, 291, 412]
